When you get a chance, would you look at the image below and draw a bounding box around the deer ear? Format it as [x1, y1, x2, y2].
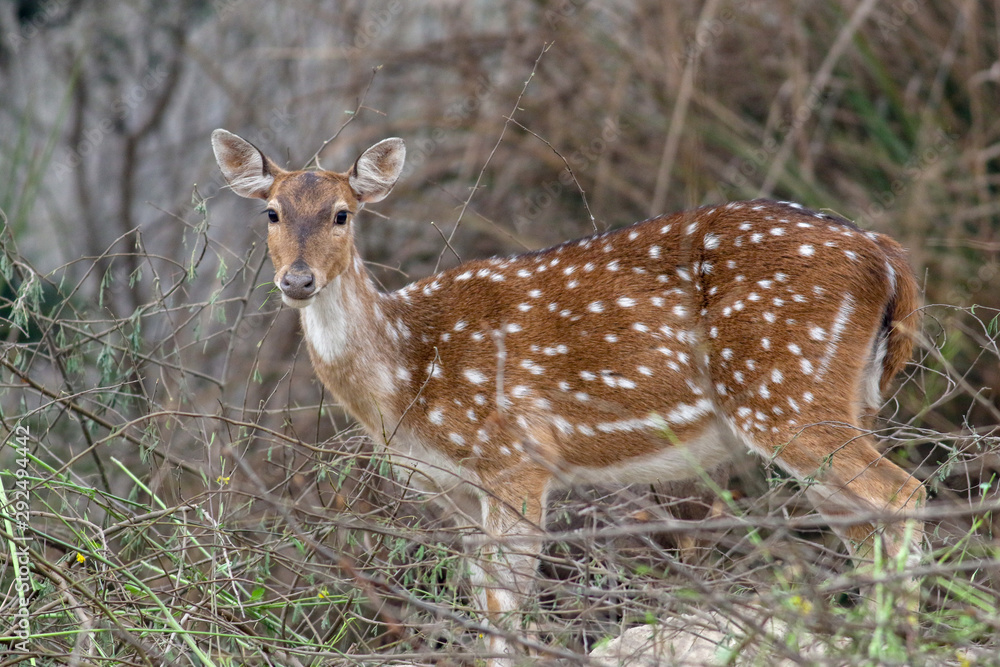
[211, 129, 282, 199]
[349, 138, 405, 204]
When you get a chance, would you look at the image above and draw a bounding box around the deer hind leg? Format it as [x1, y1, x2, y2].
[740, 420, 925, 608]
[466, 467, 550, 666]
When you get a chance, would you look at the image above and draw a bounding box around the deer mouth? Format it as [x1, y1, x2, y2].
[280, 292, 316, 309]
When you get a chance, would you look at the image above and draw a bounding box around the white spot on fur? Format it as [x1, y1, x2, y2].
[665, 399, 712, 424]
[464, 368, 487, 384]
[816, 293, 855, 381]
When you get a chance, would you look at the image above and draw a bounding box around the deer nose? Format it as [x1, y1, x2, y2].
[280, 263, 316, 300]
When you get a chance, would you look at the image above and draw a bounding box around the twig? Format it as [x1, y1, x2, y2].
[433, 43, 552, 273]
[505, 117, 597, 232]
[428, 221, 461, 263]
[305, 66, 383, 170]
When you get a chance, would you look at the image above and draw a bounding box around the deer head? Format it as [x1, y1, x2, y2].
[211, 129, 405, 307]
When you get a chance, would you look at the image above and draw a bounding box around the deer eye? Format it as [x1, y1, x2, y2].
[266, 209, 279, 223]
[334, 210, 349, 225]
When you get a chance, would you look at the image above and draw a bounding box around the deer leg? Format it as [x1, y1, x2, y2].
[758, 422, 925, 610]
[804, 433, 924, 615]
[467, 469, 550, 666]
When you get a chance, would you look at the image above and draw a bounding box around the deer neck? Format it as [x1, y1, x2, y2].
[298, 254, 401, 437]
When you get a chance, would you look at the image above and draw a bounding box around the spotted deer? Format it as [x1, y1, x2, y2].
[212, 129, 925, 664]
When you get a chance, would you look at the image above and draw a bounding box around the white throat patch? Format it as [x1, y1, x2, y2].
[301, 277, 350, 364]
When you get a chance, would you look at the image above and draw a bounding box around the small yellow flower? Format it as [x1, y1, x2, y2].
[789, 595, 813, 613]
[217, 475, 230, 484]
[318, 587, 328, 599]
[76, 552, 86, 564]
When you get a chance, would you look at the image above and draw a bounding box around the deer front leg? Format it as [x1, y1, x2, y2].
[467, 470, 550, 666]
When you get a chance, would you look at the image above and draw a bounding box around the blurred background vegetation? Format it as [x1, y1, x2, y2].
[1, 0, 998, 664]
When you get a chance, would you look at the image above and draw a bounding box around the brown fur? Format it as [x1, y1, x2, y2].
[875, 235, 922, 393]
